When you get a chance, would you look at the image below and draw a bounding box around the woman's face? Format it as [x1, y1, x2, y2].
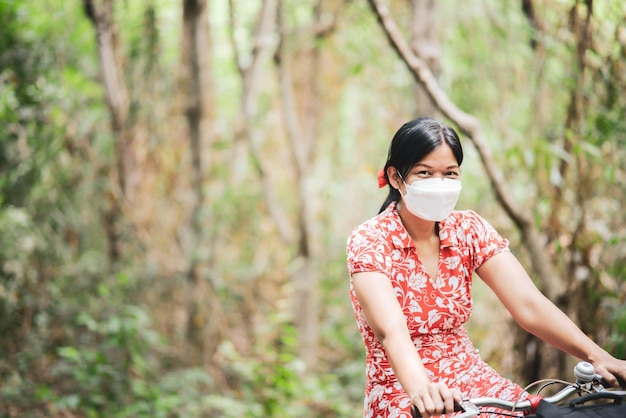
[391, 143, 460, 191]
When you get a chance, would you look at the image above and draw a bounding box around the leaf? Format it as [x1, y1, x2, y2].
[58, 346, 80, 362]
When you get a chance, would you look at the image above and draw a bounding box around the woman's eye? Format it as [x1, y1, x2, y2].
[446, 171, 459, 177]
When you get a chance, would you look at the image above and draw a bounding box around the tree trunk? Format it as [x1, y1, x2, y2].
[83, 0, 132, 266]
[274, 0, 336, 371]
[180, 0, 218, 366]
[410, 0, 440, 117]
[227, 0, 295, 244]
[367, 0, 557, 292]
[511, 0, 599, 384]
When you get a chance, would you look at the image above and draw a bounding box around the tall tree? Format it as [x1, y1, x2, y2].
[180, 0, 218, 365]
[83, 0, 132, 265]
[228, 0, 294, 242]
[410, 0, 440, 117]
[367, 0, 557, 292]
[274, 0, 338, 369]
[516, 0, 625, 383]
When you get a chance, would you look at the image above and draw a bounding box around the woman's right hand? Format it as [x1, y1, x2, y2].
[409, 381, 462, 418]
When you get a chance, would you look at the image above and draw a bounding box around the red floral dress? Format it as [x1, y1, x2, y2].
[347, 202, 525, 417]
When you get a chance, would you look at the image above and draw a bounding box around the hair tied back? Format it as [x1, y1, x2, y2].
[377, 168, 388, 188]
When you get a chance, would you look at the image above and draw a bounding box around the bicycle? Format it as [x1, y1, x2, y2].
[411, 361, 626, 417]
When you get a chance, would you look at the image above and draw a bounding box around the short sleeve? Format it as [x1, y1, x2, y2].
[346, 221, 392, 277]
[464, 210, 510, 270]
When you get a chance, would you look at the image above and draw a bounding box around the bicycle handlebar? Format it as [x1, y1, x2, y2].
[464, 385, 579, 412]
[411, 361, 626, 418]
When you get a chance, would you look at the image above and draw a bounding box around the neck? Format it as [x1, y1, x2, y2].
[397, 201, 437, 243]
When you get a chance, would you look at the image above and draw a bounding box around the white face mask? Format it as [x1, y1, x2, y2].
[402, 178, 462, 221]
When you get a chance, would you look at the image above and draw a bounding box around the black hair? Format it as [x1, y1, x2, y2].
[378, 116, 464, 214]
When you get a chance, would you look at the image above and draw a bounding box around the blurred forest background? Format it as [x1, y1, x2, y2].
[1, 0, 625, 416]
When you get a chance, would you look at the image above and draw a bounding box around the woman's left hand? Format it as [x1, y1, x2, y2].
[592, 352, 626, 388]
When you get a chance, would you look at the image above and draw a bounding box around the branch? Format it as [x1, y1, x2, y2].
[367, 0, 558, 294]
[229, 0, 295, 244]
[84, 0, 130, 131]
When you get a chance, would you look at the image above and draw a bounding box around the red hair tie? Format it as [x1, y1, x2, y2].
[377, 168, 388, 188]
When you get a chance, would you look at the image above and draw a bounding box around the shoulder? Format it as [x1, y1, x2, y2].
[444, 209, 490, 229]
[347, 205, 404, 247]
[440, 210, 506, 245]
[348, 210, 389, 242]
[442, 210, 509, 258]
[346, 205, 411, 274]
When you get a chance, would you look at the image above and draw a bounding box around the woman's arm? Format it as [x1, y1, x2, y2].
[477, 251, 626, 386]
[352, 271, 460, 417]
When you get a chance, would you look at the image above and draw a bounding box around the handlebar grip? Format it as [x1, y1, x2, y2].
[568, 391, 625, 407]
[411, 401, 463, 417]
[599, 374, 626, 389]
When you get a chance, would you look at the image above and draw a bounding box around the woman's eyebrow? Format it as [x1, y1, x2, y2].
[414, 163, 459, 169]
[413, 162, 431, 168]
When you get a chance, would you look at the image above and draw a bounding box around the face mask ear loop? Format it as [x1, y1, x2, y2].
[397, 171, 407, 188]
[396, 172, 410, 200]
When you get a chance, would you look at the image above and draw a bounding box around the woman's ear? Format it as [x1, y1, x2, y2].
[387, 167, 402, 190]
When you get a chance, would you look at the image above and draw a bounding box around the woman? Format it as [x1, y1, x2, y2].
[346, 116, 626, 418]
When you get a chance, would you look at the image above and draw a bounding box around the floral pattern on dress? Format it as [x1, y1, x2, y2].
[347, 202, 525, 417]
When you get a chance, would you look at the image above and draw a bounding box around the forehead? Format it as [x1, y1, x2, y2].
[414, 144, 458, 167]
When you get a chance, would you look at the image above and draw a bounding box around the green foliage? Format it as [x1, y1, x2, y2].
[43, 302, 172, 418]
[605, 255, 626, 359]
[609, 304, 626, 360]
[52, 305, 158, 413]
[36, 309, 361, 417]
[206, 324, 358, 418]
[2, 0, 626, 416]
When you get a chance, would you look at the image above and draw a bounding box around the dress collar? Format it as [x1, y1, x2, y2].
[385, 202, 458, 250]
